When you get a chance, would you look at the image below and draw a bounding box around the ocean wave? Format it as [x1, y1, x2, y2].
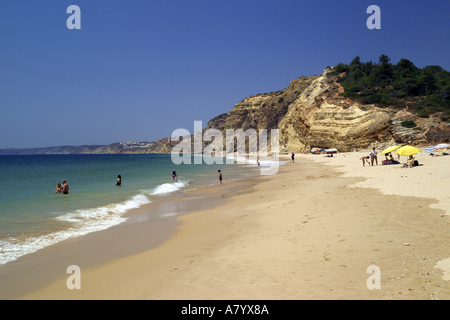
[146, 181, 188, 196]
[0, 193, 151, 265]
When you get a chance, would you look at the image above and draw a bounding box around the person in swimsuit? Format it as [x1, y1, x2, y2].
[402, 155, 415, 168]
[116, 175, 122, 186]
[62, 180, 69, 194]
[55, 183, 62, 193]
[360, 155, 370, 166]
[172, 171, 178, 182]
[218, 170, 222, 184]
[370, 147, 378, 166]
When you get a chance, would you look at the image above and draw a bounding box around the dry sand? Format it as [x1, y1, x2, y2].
[19, 152, 450, 300]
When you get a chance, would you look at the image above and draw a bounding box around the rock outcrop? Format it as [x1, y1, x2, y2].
[214, 70, 450, 152]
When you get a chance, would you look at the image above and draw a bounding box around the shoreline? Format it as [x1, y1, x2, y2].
[0, 153, 264, 266]
[12, 153, 450, 299]
[0, 170, 264, 299]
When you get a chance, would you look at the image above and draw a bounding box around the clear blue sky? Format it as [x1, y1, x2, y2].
[1, 0, 449, 148]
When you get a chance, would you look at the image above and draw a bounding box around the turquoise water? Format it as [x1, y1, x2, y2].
[0, 154, 269, 264]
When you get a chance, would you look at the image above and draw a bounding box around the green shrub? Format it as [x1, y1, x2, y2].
[418, 109, 431, 118]
[329, 55, 450, 117]
[401, 120, 416, 128]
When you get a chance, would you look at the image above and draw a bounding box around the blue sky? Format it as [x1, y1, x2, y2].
[0, 0, 449, 148]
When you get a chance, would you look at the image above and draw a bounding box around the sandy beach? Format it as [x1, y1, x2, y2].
[17, 151, 450, 300]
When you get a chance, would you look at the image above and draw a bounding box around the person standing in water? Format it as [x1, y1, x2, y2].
[55, 183, 62, 193]
[116, 175, 122, 186]
[218, 170, 223, 184]
[172, 171, 178, 182]
[62, 180, 69, 194]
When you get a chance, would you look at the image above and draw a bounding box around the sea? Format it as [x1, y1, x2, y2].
[0, 153, 284, 265]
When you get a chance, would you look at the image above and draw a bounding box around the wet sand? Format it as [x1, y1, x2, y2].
[14, 153, 450, 299]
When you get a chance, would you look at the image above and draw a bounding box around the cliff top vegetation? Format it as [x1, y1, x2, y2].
[327, 55, 450, 121]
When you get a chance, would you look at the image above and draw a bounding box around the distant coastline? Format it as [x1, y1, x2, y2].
[0, 140, 170, 155]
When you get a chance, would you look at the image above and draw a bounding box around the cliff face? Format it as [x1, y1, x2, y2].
[277, 72, 396, 152]
[225, 76, 318, 132]
[217, 70, 450, 152]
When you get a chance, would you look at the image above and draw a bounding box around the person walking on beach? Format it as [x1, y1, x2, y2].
[291, 153, 295, 163]
[116, 175, 122, 186]
[62, 180, 69, 194]
[218, 170, 223, 184]
[370, 147, 378, 166]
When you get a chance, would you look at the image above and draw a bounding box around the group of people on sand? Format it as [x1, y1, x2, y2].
[365, 148, 375, 166]
[360, 147, 415, 168]
[54, 180, 69, 194]
[360, 147, 386, 167]
[360, 147, 378, 166]
[382, 152, 400, 166]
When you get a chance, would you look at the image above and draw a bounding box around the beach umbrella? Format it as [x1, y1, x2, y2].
[395, 145, 421, 156]
[381, 145, 400, 155]
[426, 146, 435, 152]
[434, 143, 449, 149]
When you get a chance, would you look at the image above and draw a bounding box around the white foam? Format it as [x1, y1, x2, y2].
[147, 181, 188, 196]
[0, 193, 151, 265]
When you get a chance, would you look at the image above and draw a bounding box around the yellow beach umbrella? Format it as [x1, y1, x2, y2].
[395, 145, 421, 156]
[380, 145, 400, 155]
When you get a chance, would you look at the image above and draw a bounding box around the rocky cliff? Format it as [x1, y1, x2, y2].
[216, 69, 450, 152]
